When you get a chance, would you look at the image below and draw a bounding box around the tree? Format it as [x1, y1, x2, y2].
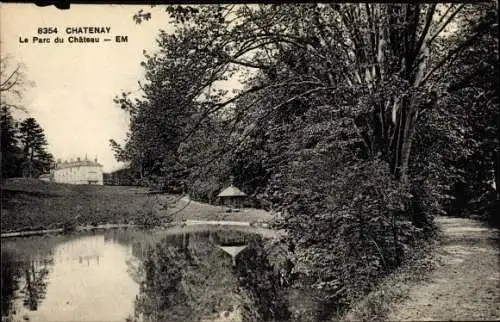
[111, 19, 238, 191]
[1, 55, 34, 179]
[434, 4, 499, 219]
[134, 4, 495, 185]
[1, 105, 22, 179]
[18, 118, 53, 178]
[122, 4, 497, 217]
[121, 4, 498, 313]
[0, 55, 32, 111]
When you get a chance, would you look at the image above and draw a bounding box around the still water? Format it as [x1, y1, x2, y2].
[1, 227, 288, 322]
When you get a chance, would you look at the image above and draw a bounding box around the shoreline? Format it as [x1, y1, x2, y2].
[0, 220, 275, 239]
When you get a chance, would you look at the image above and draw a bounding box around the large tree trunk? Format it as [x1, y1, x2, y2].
[398, 99, 418, 185]
[496, 109, 500, 200]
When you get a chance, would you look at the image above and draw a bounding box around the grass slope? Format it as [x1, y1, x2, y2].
[1, 178, 273, 234]
[1, 179, 153, 233]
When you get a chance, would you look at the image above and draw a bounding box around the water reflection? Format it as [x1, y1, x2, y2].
[1, 233, 138, 322]
[1, 228, 289, 322]
[1, 250, 54, 318]
[236, 240, 290, 322]
[21, 257, 52, 311]
[1, 250, 22, 317]
[130, 231, 291, 322]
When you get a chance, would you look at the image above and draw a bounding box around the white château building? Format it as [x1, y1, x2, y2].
[52, 156, 104, 185]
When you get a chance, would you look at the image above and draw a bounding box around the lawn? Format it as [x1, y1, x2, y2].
[1, 178, 273, 234]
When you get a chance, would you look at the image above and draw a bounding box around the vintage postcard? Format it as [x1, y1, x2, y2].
[1, 3, 498, 322]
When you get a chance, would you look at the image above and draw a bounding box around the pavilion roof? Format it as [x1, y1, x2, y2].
[217, 185, 247, 197]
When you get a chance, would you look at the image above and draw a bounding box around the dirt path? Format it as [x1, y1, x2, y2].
[388, 216, 500, 321]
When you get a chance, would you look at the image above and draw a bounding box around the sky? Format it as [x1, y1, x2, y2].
[0, 4, 173, 172]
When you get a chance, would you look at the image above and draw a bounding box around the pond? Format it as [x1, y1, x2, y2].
[0, 227, 291, 322]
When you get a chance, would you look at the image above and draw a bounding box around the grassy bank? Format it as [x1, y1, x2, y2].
[1, 178, 273, 234]
[1, 179, 154, 233]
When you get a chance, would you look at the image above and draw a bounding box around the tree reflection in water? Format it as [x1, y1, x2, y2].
[236, 240, 291, 321]
[22, 257, 53, 311]
[130, 231, 290, 322]
[1, 250, 22, 317]
[1, 249, 54, 318]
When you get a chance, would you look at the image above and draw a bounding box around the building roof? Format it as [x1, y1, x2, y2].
[55, 159, 103, 170]
[217, 185, 247, 197]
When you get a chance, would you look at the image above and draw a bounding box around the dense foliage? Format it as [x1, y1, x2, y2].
[113, 3, 499, 317]
[439, 6, 499, 222]
[1, 111, 53, 180]
[1, 56, 53, 181]
[103, 167, 141, 186]
[18, 117, 54, 178]
[1, 106, 22, 178]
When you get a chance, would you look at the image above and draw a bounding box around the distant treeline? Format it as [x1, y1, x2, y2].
[103, 168, 141, 186]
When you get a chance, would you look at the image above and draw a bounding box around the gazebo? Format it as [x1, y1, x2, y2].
[217, 177, 247, 209]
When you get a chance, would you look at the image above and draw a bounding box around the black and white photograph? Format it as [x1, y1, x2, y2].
[1, 2, 499, 321]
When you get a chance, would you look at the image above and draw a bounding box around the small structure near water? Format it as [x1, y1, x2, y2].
[218, 245, 248, 266]
[209, 230, 252, 266]
[38, 173, 52, 182]
[217, 177, 247, 209]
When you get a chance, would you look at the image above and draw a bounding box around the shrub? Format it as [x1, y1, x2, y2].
[62, 220, 77, 233]
[271, 158, 429, 318]
[134, 209, 162, 229]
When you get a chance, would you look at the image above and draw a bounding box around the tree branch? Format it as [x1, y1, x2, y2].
[427, 4, 465, 46]
[0, 64, 21, 92]
[418, 16, 494, 88]
[413, 4, 436, 62]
